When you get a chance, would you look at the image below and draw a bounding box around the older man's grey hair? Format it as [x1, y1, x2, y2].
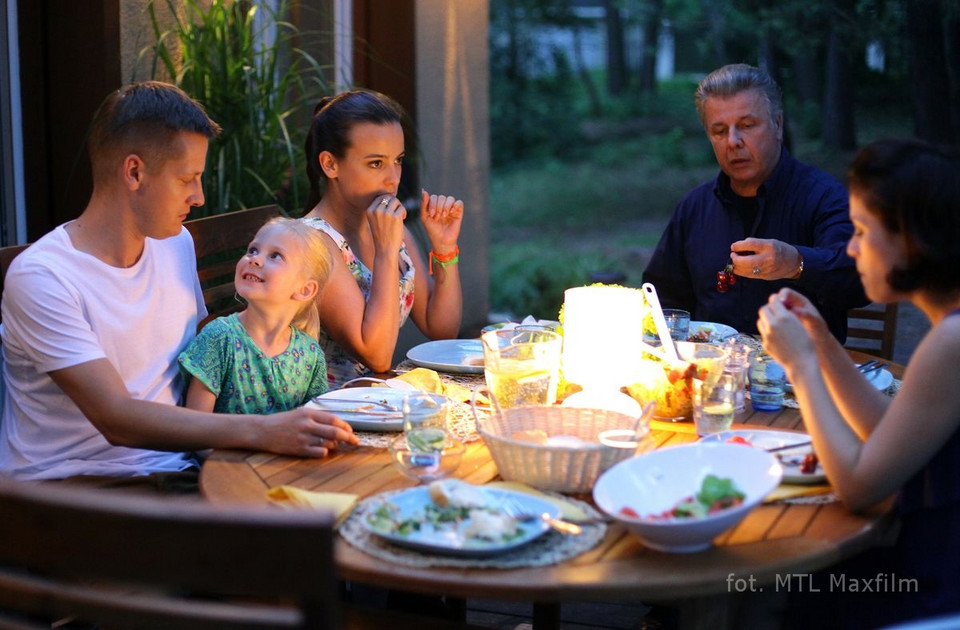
[694, 64, 783, 127]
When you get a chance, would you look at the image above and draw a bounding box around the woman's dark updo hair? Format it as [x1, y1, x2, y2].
[847, 138, 960, 293]
[303, 89, 406, 212]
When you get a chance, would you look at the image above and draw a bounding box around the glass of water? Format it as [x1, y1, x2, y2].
[402, 392, 449, 453]
[693, 374, 738, 436]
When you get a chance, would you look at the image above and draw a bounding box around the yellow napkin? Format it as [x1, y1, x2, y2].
[764, 483, 833, 503]
[484, 481, 589, 522]
[393, 367, 486, 404]
[266, 485, 359, 527]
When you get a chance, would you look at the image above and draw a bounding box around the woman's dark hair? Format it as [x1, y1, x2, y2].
[303, 89, 406, 212]
[847, 138, 960, 293]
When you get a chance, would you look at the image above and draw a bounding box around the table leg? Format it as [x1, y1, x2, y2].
[532, 602, 561, 630]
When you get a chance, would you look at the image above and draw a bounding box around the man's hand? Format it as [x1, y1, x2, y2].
[251, 407, 359, 458]
[730, 238, 802, 280]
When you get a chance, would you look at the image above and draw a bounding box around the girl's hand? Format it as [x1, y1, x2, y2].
[420, 189, 464, 253]
[757, 292, 816, 371]
[367, 194, 406, 254]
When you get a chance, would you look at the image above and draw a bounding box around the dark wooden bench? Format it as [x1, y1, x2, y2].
[0, 204, 282, 326]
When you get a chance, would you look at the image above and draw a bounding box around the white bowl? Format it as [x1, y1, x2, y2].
[593, 442, 783, 553]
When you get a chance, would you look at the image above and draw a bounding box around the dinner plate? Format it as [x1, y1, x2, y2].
[361, 486, 561, 557]
[407, 339, 485, 374]
[306, 387, 414, 432]
[699, 429, 826, 484]
[785, 366, 893, 394]
[686, 321, 738, 343]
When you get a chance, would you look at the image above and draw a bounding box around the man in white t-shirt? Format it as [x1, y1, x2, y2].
[0, 82, 356, 489]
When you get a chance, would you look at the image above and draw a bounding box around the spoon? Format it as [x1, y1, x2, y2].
[641, 283, 680, 362]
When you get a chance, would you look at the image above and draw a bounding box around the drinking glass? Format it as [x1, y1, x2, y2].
[402, 392, 449, 453]
[663, 309, 691, 341]
[722, 340, 753, 412]
[481, 328, 562, 409]
[749, 354, 786, 412]
[693, 374, 738, 436]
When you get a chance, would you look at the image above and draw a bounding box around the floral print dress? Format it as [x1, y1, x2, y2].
[301, 217, 416, 388]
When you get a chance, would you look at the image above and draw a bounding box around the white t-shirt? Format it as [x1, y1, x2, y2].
[0, 225, 207, 480]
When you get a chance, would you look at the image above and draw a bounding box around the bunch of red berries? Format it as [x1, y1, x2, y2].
[717, 261, 737, 293]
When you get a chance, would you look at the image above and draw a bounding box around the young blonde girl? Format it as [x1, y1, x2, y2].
[179, 217, 333, 414]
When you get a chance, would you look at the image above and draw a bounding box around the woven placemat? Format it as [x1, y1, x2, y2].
[339, 489, 606, 569]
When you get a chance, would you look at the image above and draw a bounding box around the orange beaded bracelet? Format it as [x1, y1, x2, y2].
[429, 246, 460, 275]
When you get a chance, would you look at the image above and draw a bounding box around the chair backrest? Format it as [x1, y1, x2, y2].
[845, 302, 899, 360]
[185, 204, 283, 328]
[0, 478, 339, 630]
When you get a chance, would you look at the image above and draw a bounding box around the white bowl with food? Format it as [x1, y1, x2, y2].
[593, 442, 782, 553]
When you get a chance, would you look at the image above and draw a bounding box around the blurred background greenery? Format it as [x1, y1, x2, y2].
[487, 0, 954, 321]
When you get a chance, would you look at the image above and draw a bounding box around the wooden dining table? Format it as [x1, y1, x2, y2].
[200, 349, 902, 630]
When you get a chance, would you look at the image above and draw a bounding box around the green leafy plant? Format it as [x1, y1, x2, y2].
[142, 0, 332, 215]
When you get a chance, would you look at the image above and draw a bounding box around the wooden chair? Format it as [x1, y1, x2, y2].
[184, 204, 282, 328]
[0, 478, 493, 630]
[845, 303, 899, 360]
[0, 477, 340, 629]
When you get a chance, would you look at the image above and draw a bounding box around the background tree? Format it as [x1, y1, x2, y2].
[906, 0, 956, 143]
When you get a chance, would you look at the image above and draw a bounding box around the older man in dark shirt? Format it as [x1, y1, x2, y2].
[642, 64, 867, 341]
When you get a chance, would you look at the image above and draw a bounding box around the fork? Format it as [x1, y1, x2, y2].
[501, 500, 608, 535]
[310, 397, 401, 413]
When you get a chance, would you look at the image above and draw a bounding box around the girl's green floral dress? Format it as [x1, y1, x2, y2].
[178, 313, 329, 414]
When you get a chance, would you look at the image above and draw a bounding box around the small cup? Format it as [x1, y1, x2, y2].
[749, 354, 786, 412]
[693, 374, 737, 436]
[402, 392, 449, 453]
[662, 309, 691, 341]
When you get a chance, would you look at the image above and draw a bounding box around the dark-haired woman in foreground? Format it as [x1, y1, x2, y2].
[301, 90, 464, 387]
[757, 138, 960, 627]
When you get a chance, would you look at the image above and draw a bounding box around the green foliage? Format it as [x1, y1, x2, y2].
[489, 242, 605, 321]
[142, 0, 331, 215]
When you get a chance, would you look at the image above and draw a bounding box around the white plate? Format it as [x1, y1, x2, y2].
[407, 339, 485, 374]
[865, 367, 894, 391]
[306, 387, 414, 432]
[786, 366, 893, 394]
[699, 430, 826, 484]
[687, 321, 738, 343]
[361, 486, 560, 556]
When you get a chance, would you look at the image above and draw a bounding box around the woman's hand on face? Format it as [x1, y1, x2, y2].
[367, 194, 406, 254]
[420, 189, 464, 253]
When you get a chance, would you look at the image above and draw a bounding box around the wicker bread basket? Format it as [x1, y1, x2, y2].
[476, 406, 652, 493]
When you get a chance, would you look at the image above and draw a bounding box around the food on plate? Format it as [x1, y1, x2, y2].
[463, 510, 518, 540]
[428, 479, 490, 509]
[801, 452, 819, 474]
[726, 435, 752, 446]
[724, 434, 821, 475]
[366, 480, 524, 543]
[619, 474, 745, 521]
[686, 328, 712, 343]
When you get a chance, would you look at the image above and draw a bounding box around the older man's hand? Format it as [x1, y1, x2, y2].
[730, 237, 802, 280]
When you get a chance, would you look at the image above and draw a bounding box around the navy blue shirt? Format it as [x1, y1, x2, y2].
[642, 148, 868, 341]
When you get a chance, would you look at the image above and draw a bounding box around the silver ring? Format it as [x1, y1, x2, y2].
[379, 198, 389, 206]
[753, 266, 761, 275]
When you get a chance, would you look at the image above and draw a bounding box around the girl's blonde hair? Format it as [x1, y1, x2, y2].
[260, 217, 332, 339]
